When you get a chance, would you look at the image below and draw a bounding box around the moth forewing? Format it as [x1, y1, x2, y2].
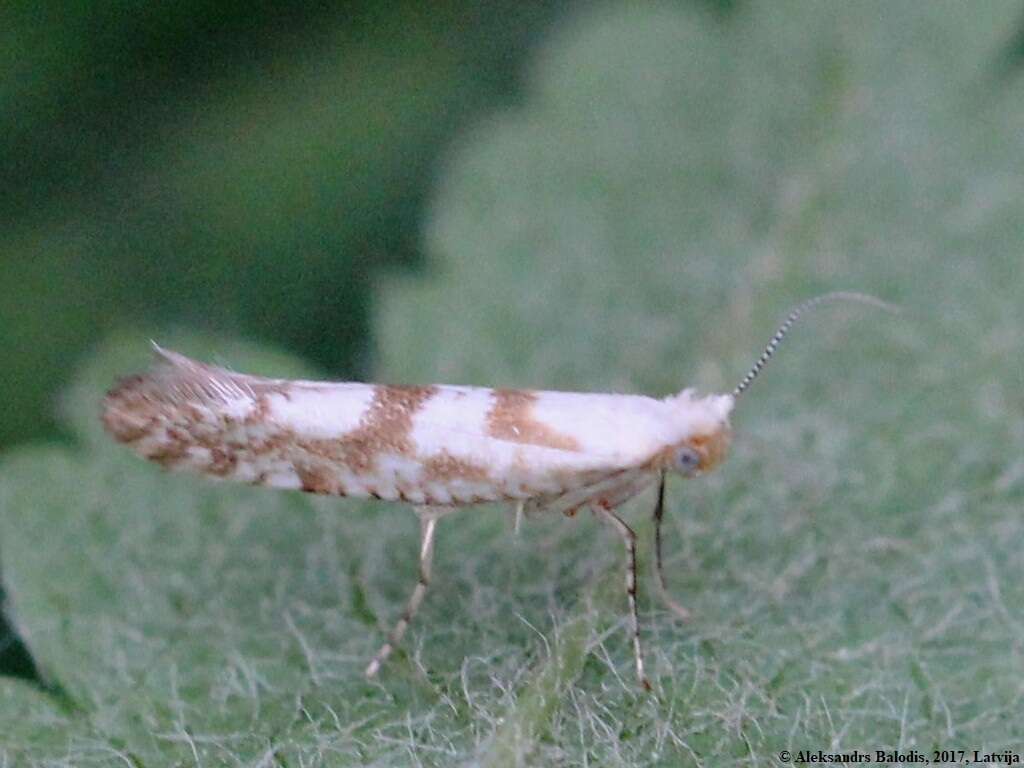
[102, 350, 733, 507]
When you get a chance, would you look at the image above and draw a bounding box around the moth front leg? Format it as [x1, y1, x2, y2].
[527, 470, 652, 518]
[652, 472, 690, 621]
[365, 506, 446, 678]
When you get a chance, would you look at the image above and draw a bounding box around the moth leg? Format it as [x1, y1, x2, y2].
[528, 470, 642, 517]
[594, 471, 658, 511]
[594, 505, 651, 691]
[365, 507, 442, 678]
[509, 500, 525, 535]
[652, 472, 690, 620]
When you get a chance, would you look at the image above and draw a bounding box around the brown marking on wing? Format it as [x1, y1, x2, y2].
[487, 389, 580, 452]
[421, 450, 491, 482]
[207, 446, 237, 476]
[243, 376, 303, 425]
[304, 384, 438, 474]
[105, 357, 452, 498]
[101, 375, 156, 443]
[104, 376, 191, 466]
[104, 370, 249, 473]
[245, 392, 274, 425]
[143, 440, 191, 468]
[296, 464, 340, 495]
[104, 350, 286, 441]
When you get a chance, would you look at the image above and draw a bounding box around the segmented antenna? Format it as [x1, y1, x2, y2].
[733, 291, 897, 398]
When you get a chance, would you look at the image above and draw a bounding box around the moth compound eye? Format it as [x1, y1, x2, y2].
[675, 446, 701, 475]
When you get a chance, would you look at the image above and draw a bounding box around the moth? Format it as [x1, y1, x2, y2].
[101, 292, 892, 688]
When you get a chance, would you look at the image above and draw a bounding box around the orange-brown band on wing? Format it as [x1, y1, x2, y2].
[306, 384, 438, 473]
[487, 389, 581, 452]
[421, 449, 492, 482]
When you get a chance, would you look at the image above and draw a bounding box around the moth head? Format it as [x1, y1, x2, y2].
[673, 428, 732, 477]
[664, 390, 734, 477]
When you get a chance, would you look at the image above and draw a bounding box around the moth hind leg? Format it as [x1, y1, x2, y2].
[365, 506, 448, 679]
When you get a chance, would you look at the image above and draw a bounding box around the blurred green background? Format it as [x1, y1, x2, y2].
[3, 0, 1024, 763]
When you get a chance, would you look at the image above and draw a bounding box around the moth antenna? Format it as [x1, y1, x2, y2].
[732, 291, 898, 398]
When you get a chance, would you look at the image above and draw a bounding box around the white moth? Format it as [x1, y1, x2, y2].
[102, 292, 893, 688]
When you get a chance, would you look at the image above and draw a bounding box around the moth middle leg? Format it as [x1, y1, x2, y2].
[365, 505, 450, 678]
[528, 473, 659, 688]
[593, 505, 651, 690]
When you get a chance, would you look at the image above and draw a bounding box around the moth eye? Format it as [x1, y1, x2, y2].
[675, 446, 701, 475]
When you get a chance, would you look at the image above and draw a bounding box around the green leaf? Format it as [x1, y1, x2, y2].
[5, 1, 1024, 763]
[0, 678, 78, 756]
